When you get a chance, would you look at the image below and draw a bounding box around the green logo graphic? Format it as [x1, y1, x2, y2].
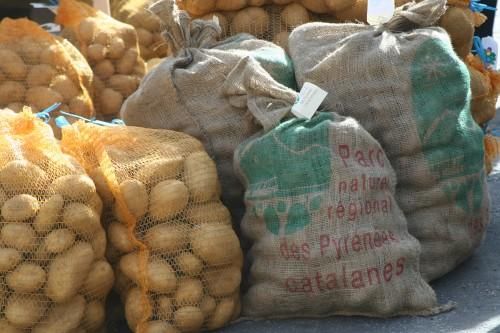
[239, 113, 333, 235]
[411, 38, 485, 214]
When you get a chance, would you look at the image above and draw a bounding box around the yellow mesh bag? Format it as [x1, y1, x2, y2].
[0, 18, 95, 137]
[56, 0, 146, 119]
[61, 122, 243, 333]
[0, 109, 113, 332]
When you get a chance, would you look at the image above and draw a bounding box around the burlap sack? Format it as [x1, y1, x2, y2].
[234, 99, 438, 317]
[121, 0, 296, 225]
[289, 0, 489, 281]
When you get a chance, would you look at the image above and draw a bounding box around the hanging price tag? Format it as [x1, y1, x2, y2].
[367, 0, 395, 25]
[482, 36, 498, 69]
[291, 83, 328, 120]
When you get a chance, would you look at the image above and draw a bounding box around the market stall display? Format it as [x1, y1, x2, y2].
[289, 0, 489, 282]
[56, 0, 146, 119]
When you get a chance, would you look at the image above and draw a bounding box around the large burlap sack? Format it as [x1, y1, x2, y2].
[0, 18, 95, 136]
[121, 0, 296, 225]
[233, 92, 438, 317]
[61, 121, 243, 333]
[289, 0, 489, 281]
[0, 110, 113, 332]
[56, 0, 146, 119]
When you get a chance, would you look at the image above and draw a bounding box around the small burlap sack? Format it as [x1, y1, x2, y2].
[121, 0, 296, 225]
[56, 0, 146, 119]
[61, 122, 243, 333]
[0, 18, 95, 137]
[0, 109, 113, 332]
[289, 0, 489, 281]
[234, 103, 438, 317]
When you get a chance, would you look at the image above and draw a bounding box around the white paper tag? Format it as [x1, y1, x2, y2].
[291, 83, 328, 120]
[482, 36, 498, 70]
[367, 0, 395, 25]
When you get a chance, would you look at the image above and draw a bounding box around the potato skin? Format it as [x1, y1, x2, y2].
[145, 321, 180, 333]
[109, 222, 135, 253]
[0, 319, 23, 333]
[0, 248, 22, 272]
[200, 296, 217, 319]
[33, 194, 64, 234]
[0, 81, 25, 106]
[32, 295, 86, 333]
[52, 174, 96, 201]
[84, 301, 106, 331]
[135, 157, 183, 185]
[0, 49, 27, 80]
[125, 287, 151, 331]
[99, 88, 123, 116]
[204, 265, 241, 297]
[174, 306, 204, 333]
[281, 3, 310, 29]
[184, 151, 219, 203]
[191, 223, 241, 266]
[175, 278, 204, 306]
[2, 223, 37, 251]
[50, 74, 80, 101]
[83, 259, 115, 298]
[26, 86, 63, 110]
[120, 179, 148, 218]
[176, 252, 203, 277]
[46, 242, 95, 303]
[43, 228, 76, 254]
[5, 295, 46, 329]
[149, 180, 189, 221]
[144, 224, 188, 254]
[1, 194, 39, 222]
[27, 64, 57, 87]
[231, 7, 270, 37]
[6, 263, 46, 293]
[206, 297, 235, 330]
[63, 202, 100, 235]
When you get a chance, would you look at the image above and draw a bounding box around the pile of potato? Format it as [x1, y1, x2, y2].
[113, 0, 170, 60]
[0, 18, 94, 129]
[0, 111, 113, 332]
[57, 0, 146, 119]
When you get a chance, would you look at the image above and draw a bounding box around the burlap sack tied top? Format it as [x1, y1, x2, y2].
[121, 0, 296, 225]
[289, 0, 489, 281]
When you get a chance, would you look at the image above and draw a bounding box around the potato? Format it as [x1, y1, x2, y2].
[144, 224, 188, 254]
[0, 50, 27, 80]
[191, 223, 240, 266]
[204, 265, 241, 297]
[46, 242, 95, 303]
[89, 167, 114, 204]
[136, 157, 184, 185]
[207, 297, 235, 330]
[184, 151, 219, 203]
[200, 296, 217, 319]
[201, 12, 229, 35]
[94, 60, 115, 80]
[156, 296, 173, 320]
[472, 96, 497, 125]
[84, 301, 106, 331]
[87, 43, 108, 62]
[231, 7, 270, 37]
[149, 180, 189, 220]
[91, 227, 107, 259]
[6, 103, 24, 113]
[5, 296, 45, 329]
[184, 0, 216, 16]
[26, 86, 64, 110]
[39, 44, 66, 68]
[216, 0, 247, 11]
[469, 67, 490, 99]
[63, 203, 100, 235]
[325, 0, 355, 11]
[273, 0, 294, 4]
[0, 81, 25, 105]
[177, 252, 203, 276]
[125, 287, 151, 330]
[120, 252, 177, 293]
[43, 228, 75, 254]
[20, 39, 43, 65]
[120, 179, 148, 218]
[33, 194, 64, 234]
[281, 3, 310, 29]
[301, 0, 330, 13]
[99, 88, 123, 115]
[273, 31, 290, 52]
[109, 222, 135, 253]
[231, 295, 241, 321]
[27, 64, 57, 87]
[50, 74, 80, 101]
[0, 160, 48, 195]
[109, 37, 127, 59]
[0, 187, 6, 206]
[32, 295, 86, 333]
[439, 7, 474, 59]
[334, 0, 367, 22]
[2, 194, 39, 221]
[137, 28, 154, 47]
[117, 49, 139, 75]
[109, 75, 140, 96]
[0, 320, 23, 333]
[6, 263, 46, 293]
[88, 192, 104, 215]
[0, 248, 22, 272]
[2, 223, 36, 251]
[145, 321, 180, 333]
[174, 306, 204, 333]
[79, 18, 98, 44]
[69, 95, 92, 118]
[175, 278, 204, 307]
[249, 0, 270, 4]
[95, 31, 112, 45]
[83, 259, 114, 298]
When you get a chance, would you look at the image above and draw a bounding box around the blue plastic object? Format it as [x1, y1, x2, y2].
[470, 0, 497, 13]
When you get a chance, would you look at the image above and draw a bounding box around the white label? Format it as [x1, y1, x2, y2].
[291, 82, 328, 120]
[367, 0, 395, 25]
[482, 36, 498, 70]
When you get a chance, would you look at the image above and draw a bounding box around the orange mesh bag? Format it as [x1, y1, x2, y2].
[0, 109, 113, 332]
[467, 54, 500, 125]
[113, 0, 170, 61]
[0, 18, 95, 136]
[485, 134, 500, 174]
[56, 0, 146, 119]
[61, 122, 243, 333]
